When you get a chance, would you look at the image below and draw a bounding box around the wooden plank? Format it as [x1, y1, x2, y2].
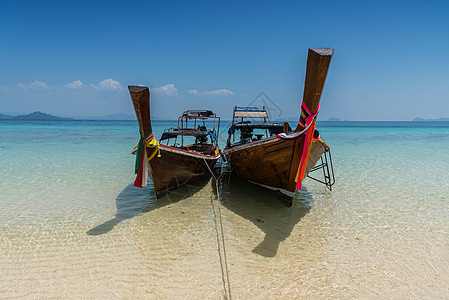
[299, 48, 334, 121]
[228, 138, 295, 190]
[128, 85, 152, 138]
[150, 146, 216, 197]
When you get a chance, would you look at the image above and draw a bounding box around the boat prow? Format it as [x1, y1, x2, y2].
[223, 48, 335, 206]
[129, 86, 221, 198]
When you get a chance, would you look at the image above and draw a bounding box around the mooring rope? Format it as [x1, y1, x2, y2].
[210, 189, 229, 297]
[202, 156, 232, 299]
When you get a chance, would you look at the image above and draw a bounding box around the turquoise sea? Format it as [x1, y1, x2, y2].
[1, 119, 448, 298]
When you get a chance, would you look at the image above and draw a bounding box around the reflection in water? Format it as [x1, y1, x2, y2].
[219, 174, 313, 257]
[87, 177, 209, 236]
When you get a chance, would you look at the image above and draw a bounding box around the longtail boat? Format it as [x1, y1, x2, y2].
[128, 86, 221, 198]
[223, 48, 335, 206]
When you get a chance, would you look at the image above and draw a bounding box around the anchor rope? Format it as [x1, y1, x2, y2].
[203, 156, 232, 299]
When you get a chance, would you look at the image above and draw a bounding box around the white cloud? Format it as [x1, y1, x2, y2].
[206, 89, 234, 96]
[30, 80, 49, 89]
[15, 83, 27, 89]
[97, 78, 122, 90]
[9, 79, 124, 92]
[151, 84, 178, 96]
[15, 80, 50, 90]
[64, 80, 84, 89]
[188, 88, 234, 96]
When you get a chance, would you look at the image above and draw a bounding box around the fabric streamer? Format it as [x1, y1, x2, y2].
[294, 102, 320, 191]
[208, 131, 217, 142]
[277, 124, 310, 141]
[134, 132, 161, 188]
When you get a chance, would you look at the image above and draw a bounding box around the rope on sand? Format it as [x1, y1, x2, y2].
[203, 157, 232, 299]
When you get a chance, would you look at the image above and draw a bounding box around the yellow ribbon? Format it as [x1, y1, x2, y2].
[136, 136, 161, 162]
[145, 136, 161, 161]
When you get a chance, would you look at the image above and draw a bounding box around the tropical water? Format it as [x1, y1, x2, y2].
[0, 120, 448, 298]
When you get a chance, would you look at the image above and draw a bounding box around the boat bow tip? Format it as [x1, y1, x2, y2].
[310, 48, 334, 56]
[128, 85, 148, 93]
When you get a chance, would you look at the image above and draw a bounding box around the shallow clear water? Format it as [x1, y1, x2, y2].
[0, 120, 448, 298]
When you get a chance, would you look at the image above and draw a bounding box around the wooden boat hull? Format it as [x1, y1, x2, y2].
[148, 144, 219, 198]
[223, 135, 329, 199]
[128, 85, 220, 198]
[223, 48, 334, 205]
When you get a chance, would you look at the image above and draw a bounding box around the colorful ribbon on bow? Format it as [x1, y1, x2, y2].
[134, 132, 161, 188]
[295, 102, 320, 191]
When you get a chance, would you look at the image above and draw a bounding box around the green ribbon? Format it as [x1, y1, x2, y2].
[135, 132, 152, 174]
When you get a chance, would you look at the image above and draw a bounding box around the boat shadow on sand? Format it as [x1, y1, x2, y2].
[86, 177, 209, 236]
[217, 175, 313, 258]
[87, 172, 313, 258]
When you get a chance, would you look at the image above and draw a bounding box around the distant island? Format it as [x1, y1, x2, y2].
[0, 111, 73, 121]
[0, 113, 15, 120]
[0, 111, 138, 121]
[412, 117, 449, 122]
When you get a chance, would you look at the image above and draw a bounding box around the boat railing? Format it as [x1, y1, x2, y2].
[232, 106, 270, 125]
[228, 106, 292, 144]
[177, 110, 219, 140]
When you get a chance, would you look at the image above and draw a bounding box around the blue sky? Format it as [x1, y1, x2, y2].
[1, 0, 448, 120]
